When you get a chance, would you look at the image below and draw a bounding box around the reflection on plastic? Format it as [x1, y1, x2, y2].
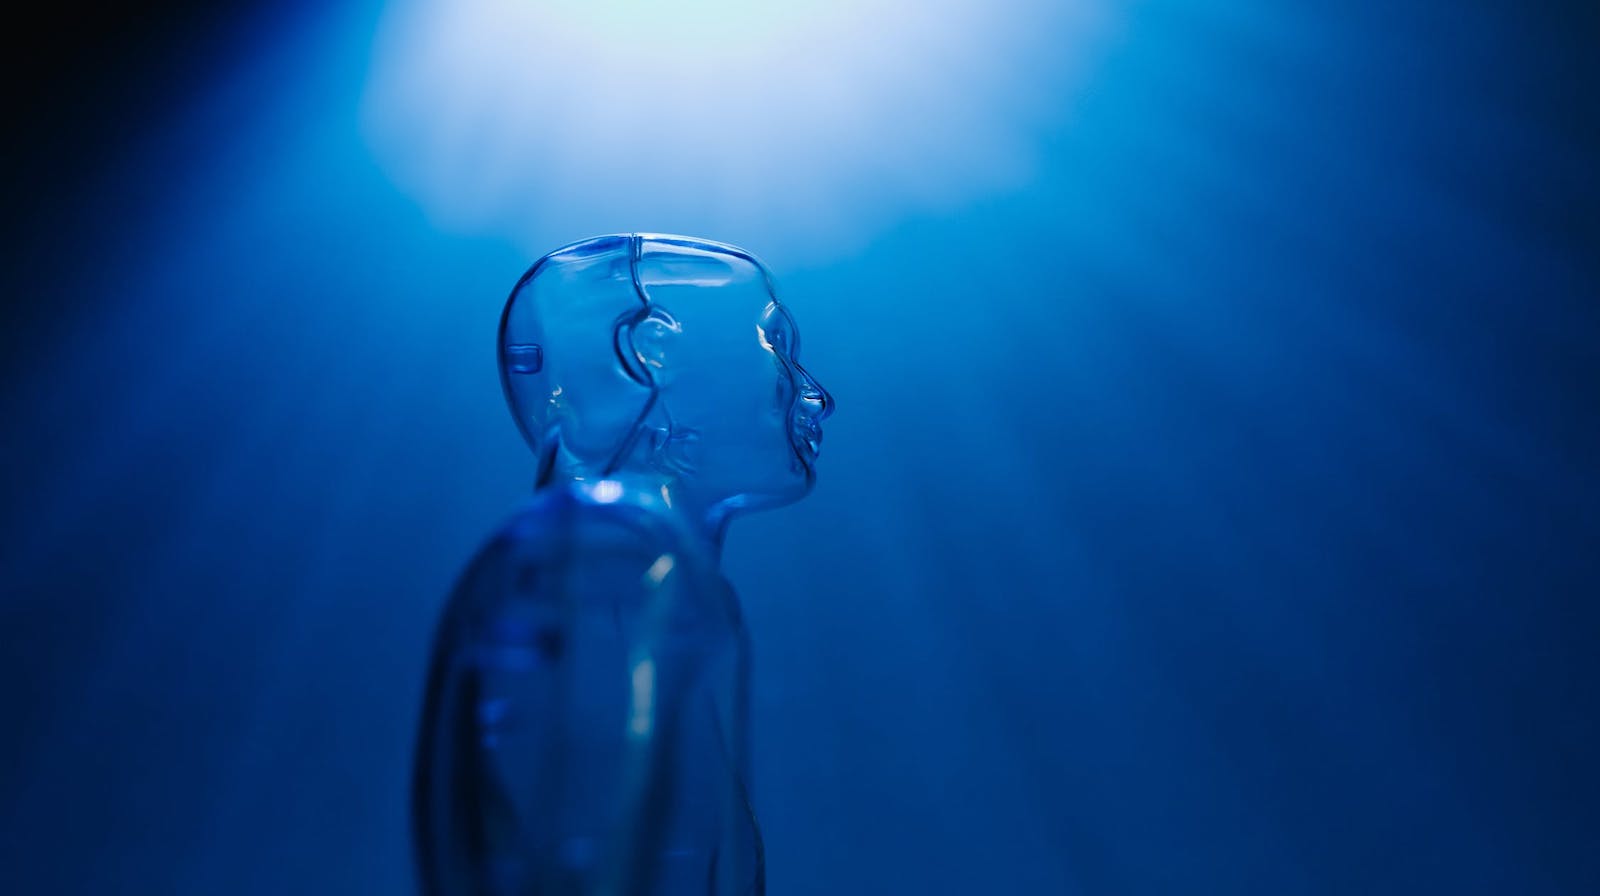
[412, 235, 832, 895]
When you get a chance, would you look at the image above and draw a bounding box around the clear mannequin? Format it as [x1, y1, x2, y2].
[413, 235, 832, 896]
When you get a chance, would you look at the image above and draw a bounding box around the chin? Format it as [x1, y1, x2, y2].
[738, 473, 812, 514]
[777, 465, 816, 504]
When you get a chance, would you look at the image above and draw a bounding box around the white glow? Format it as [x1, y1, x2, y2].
[592, 479, 624, 503]
[643, 553, 675, 586]
[362, 0, 1111, 258]
[629, 658, 655, 737]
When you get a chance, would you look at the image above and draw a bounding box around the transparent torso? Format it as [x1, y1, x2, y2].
[413, 484, 764, 896]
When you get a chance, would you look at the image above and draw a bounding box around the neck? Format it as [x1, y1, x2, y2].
[543, 470, 730, 563]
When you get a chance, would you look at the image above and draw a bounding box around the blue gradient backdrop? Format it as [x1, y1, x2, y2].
[2, 2, 1597, 893]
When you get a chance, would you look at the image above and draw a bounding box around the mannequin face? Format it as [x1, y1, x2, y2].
[626, 237, 833, 515]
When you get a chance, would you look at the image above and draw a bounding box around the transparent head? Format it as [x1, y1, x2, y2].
[500, 234, 833, 530]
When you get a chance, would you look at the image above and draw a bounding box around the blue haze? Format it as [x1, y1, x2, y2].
[1, 2, 1597, 893]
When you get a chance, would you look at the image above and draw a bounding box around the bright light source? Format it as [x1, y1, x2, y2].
[361, 0, 1110, 258]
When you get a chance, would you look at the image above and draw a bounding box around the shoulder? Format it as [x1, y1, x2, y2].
[455, 487, 718, 601]
[482, 489, 679, 561]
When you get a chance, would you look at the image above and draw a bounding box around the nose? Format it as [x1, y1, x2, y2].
[795, 366, 833, 421]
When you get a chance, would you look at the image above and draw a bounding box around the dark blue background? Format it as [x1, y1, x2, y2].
[2, 2, 1596, 893]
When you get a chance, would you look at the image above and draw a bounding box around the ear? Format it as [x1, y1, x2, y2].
[622, 307, 681, 385]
